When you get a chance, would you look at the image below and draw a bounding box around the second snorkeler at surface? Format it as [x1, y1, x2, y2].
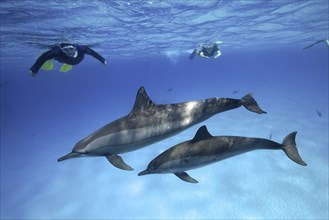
[189, 41, 222, 60]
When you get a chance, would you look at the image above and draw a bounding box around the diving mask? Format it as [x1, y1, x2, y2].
[61, 45, 78, 58]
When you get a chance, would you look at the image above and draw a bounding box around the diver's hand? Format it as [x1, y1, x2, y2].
[103, 60, 107, 65]
[199, 52, 209, 59]
[30, 70, 37, 77]
[214, 51, 222, 59]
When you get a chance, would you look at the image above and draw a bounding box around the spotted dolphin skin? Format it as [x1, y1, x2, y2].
[139, 126, 307, 183]
[58, 87, 266, 170]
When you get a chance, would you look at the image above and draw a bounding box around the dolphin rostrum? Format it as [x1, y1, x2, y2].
[139, 125, 307, 183]
[58, 87, 266, 170]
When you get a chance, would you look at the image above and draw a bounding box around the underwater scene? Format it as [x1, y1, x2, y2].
[1, 1, 328, 219]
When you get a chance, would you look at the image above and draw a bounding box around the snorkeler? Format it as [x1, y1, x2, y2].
[303, 39, 329, 50]
[30, 43, 107, 76]
[189, 41, 222, 60]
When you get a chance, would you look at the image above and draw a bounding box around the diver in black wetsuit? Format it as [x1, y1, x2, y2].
[30, 43, 107, 76]
[189, 41, 222, 60]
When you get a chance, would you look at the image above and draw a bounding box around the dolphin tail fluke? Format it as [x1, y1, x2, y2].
[57, 152, 81, 162]
[281, 132, 307, 166]
[174, 172, 198, 183]
[240, 93, 267, 114]
[106, 154, 134, 171]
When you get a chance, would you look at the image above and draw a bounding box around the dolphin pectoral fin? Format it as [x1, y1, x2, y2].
[174, 172, 198, 183]
[106, 154, 134, 171]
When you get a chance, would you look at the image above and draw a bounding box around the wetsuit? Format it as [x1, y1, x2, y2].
[30, 43, 106, 74]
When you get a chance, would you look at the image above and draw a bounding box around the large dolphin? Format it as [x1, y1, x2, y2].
[139, 125, 307, 183]
[58, 87, 266, 170]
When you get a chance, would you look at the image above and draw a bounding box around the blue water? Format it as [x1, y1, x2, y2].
[1, 1, 328, 219]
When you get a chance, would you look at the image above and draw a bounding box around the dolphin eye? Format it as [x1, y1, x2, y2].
[147, 161, 158, 171]
[183, 159, 189, 164]
[150, 161, 158, 169]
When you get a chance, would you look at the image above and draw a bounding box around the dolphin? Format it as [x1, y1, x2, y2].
[58, 87, 266, 170]
[139, 125, 307, 183]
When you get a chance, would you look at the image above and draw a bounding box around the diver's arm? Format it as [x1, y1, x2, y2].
[214, 50, 222, 59]
[199, 52, 209, 58]
[30, 49, 57, 74]
[82, 46, 107, 64]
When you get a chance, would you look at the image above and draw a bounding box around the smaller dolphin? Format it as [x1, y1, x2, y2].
[139, 126, 307, 183]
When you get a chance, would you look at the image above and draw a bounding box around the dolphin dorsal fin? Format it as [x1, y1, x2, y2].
[131, 87, 156, 112]
[191, 125, 213, 143]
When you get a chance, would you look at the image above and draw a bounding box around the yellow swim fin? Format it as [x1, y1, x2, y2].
[59, 64, 73, 72]
[40, 60, 54, 71]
